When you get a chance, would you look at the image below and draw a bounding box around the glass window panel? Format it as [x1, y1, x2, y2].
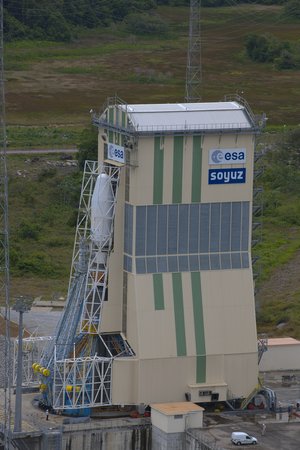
[168, 205, 178, 254]
[220, 253, 231, 270]
[147, 257, 157, 273]
[168, 256, 178, 273]
[231, 252, 242, 269]
[136, 258, 146, 274]
[200, 204, 209, 253]
[241, 252, 249, 268]
[189, 255, 199, 271]
[241, 202, 250, 251]
[157, 256, 168, 273]
[231, 202, 241, 251]
[199, 254, 210, 270]
[178, 204, 189, 254]
[189, 204, 199, 253]
[157, 205, 168, 255]
[135, 206, 146, 256]
[210, 203, 220, 252]
[210, 254, 220, 270]
[178, 255, 189, 272]
[146, 205, 157, 256]
[220, 202, 231, 252]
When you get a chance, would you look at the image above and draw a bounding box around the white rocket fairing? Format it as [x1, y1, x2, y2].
[91, 173, 114, 247]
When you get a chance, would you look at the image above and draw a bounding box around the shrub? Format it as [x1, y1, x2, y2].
[18, 221, 41, 240]
[124, 13, 168, 36]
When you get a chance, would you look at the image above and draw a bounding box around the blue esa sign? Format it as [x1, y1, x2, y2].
[208, 168, 246, 184]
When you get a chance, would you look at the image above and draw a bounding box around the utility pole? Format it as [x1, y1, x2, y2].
[13, 297, 33, 433]
[0, 0, 12, 448]
[185, 0, 202, 102]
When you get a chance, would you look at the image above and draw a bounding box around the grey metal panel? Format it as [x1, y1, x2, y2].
[146, 205, 157, 256]
[147, 257, 157, 274]
[135, 206, 146, 256]
[189, 255, 200, 272]
[189, 204, 199, 253]
[168, 205, 178, 254]
[241, 252, 249, 268]
[157, 205, 168, 255]
[199, 204, 209, 253]
[157, 256, 168, 273]
[124, 203, 133, 255]
[231, 253, 242, 269]
[221, 253, 231, 270]
[136, 258, 146, 274]
[178, 255, 189, 272]
[241, 202, 250, 251]
[210, 254, 220, 270]
[210, 203, 220, 253]
[231, 202, 241, 252]
[178, 204, 189, 254]
[168, 256, 178, 273]
[220, 202, 231, 252]
[123, 255, 132, 273]
[199, 254, 210, 270]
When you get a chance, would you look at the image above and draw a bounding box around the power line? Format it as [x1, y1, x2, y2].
[185, 0, 202, 102]
[0, 0, 12, 448]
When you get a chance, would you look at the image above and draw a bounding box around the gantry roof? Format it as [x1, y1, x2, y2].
[93, 98, 261, 135]
[120, 101, 255, 134]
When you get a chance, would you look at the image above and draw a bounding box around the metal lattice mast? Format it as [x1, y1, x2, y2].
[185, 0, 202, 102]
[0, 0, 12, 447]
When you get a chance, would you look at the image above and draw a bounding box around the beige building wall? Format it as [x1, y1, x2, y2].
[97, 104, 259, 406]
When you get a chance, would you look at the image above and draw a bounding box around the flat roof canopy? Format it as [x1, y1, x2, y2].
[119, 101, 254, 134]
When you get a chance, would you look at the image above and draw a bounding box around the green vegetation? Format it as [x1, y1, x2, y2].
[3, 2, 300, 337]
[8, 154, 81, 298]
[4, 0, 156, 42]
[245, 33, 300, 69]
[6, 126, 81, 149]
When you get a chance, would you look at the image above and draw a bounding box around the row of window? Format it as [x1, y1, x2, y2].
[124, 201, 250, 257]
[124, 252, 249, 274]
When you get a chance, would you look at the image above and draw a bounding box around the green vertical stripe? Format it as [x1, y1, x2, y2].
[108, 107, 114, 142]
[191, 272, 206, 383]
[172, 136, 184, 204]
[153, 274, 165, 310]
[122, 111, 126, 128]
[172, 273, 187, 356]
[153, 136, 164, 204]
[191, 135, 202, 203]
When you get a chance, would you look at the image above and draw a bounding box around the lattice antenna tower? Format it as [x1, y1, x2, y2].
[0, 0, 12, 447]
[185, 0, 202, 102]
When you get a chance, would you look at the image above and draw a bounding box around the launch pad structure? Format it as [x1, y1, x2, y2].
[12, 95, 266, 417]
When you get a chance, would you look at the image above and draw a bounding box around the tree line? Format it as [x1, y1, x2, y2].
[3, 0, 157, 41]
[4, 0, 295, 42]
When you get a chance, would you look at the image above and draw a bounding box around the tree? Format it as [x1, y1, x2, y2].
[77, 126, 98, 170]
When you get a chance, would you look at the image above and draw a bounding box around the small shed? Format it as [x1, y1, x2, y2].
[259, 337, 300, 371]
[150, 402, 204, 433]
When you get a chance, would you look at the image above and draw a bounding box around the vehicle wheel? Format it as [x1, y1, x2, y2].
[237, 443, 241, 446]
[252, 442, 257, 445]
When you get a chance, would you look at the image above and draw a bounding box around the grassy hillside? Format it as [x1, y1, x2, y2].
[4, 4, 300, 132]
[3, 4, 300, 337]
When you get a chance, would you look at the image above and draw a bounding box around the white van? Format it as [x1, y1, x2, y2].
[231, 432, 258, 445]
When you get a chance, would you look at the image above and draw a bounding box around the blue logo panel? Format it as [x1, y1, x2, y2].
[208, 168, 246, 184]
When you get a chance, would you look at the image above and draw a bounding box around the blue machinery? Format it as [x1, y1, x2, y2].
[32, 161, 134, 413]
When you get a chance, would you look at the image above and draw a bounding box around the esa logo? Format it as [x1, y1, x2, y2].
[209, 168, 246, 184]
[107, 143, 125, 163]
[209, 148, 246, 165]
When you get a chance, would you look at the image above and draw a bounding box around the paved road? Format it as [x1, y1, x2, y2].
[6, 148, 77, 155]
